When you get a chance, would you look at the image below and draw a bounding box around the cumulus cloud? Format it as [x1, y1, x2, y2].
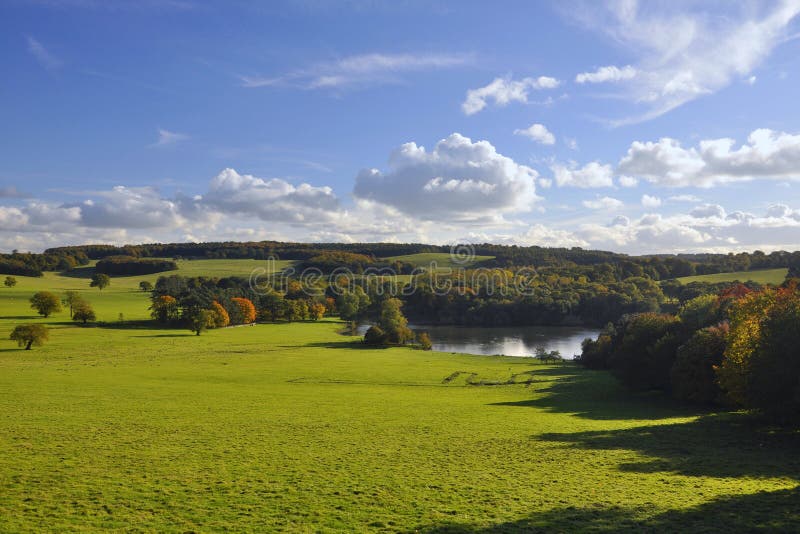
[353, 133, 539, 220]
[241, 52, 471, 90]
[462, 75, 560, 115]
[641, 194, 662, 208]
[618, 128, 800, 187]
[203, 168, 340, 223]
[582, 196, 623, 210]
[618, 175, 638, 187]
[565, 2, 800, 123]
[575, 65, 636, 84]
[552, 161, 614, 188]
[74, 186, 186, 229]
[514, 123, 555, 145]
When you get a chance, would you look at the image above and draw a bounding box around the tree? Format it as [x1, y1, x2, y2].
[30, 291, 62, 317]
[336, 287, 370, 322]
[209, 301, 230, 328]
[189, 309, 215, 336]
[230, 297, 256, 325]
[308, 302, 326, 321]
[62, 290, 85, 319]
[376, 298, 413, 345]
[363, 325, 386, 345]
[72, 301, 96, 325]
[670, 323, 727, 404]
[10, 324, 49, 350]
[151, 295, 179, 324]
[417, 331, 432, 350]
[90, 273, 111, 290]
[139, 281, 154, 292]
[4, 276, 17, 288]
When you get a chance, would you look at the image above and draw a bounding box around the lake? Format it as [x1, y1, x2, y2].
[357, 323, 600, 359]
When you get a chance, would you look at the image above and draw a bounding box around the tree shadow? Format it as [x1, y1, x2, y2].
[282, 340, 388, 350]
[490, 366, 706, 421]
[0, 315, 42, 321]
[410, 486, 800, 532]
[130, 333, 195, 338]
[537, 412, 800, 480]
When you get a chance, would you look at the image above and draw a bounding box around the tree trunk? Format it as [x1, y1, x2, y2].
[25, 340, 32, 350]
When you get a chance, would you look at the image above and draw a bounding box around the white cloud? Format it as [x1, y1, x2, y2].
[641, 194, 662, 208]
[566, 2, 800, 123]
[241, 52, 471, 90]
[668, 194, 701, 203]
[746, 75, 758, 85]
[552, 161, 614, 188]
[151, 128, 189, 147]
[564, 137, 579, 151]
[75, 186, 186, 229]
[514, 123, 555, 145]
[203, 168, 340, 223]
[618, 175, 638, 187]
[462, 75, 560, 115]
[353, 133, 539, 220]
[26, 36, 61, 71]
[618, 128, 800, 187]
[575, 65, 636, 84]
[583, 196, 623, 210]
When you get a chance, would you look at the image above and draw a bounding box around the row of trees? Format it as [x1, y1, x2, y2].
[28, 291, 97, 323]
[579, 280, 800, 423]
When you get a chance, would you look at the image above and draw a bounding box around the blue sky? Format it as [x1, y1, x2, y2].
[2, 0, 800, 253]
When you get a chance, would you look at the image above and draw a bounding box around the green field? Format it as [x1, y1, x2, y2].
[676, 268, 788, 285]
[384, 252, 494, 269]
[1, 260, 799, 531]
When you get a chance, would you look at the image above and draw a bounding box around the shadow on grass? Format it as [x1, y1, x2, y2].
[130, 333, 195, 338]
[490, 366, 706, 421]
[538, 412, 800, 480]
[282, 340, 388, 350]
[0, 315, 44, 321]
[411, 486, 800, 532]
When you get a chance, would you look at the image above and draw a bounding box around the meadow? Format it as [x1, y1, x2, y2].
[1, 260, 799, 532]
[676, 268, 788, 285]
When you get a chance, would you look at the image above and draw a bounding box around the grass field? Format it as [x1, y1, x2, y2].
[1, 260, 799, 531]
[676, 268, 788, 285]
[384, 252, 494, 270]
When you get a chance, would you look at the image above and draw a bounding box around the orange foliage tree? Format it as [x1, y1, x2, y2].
[230, 297, 256, 325]
[210, 301, 230, 328]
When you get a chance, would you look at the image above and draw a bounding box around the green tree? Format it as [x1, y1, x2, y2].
[417, 331, 433, 350]
[90, 273, 111, 290]
[72, 301, 96, 325]
[10, 324, 49, 350]
[670, 323, 727, 404]
[30, 291, 62, 317]
[4, 276, 17, 288]
[376, 298, 413, 345]
[62, 290, 85, 319]
[336, 287, 370, 322]
[189, 309, 215, 336]
[139, 281, 154, 292]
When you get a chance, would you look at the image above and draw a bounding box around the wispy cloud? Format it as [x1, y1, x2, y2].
[26, 36, 62, 71]
[151, 128, 189, 147]
[241, 52, 472, 90]
[566, 1, 800, 125]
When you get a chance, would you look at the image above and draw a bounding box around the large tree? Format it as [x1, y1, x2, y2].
[30, 291, 62, 318]
[90, 273, 111, 290]
[10, 324, 49, 350]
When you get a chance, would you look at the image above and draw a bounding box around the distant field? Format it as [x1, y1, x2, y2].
[2, 260, 799, 531]
[676, 268, 788, 285]
[384, 252, 494, 269]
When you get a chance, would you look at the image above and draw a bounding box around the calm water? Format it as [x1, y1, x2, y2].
[357, 323, 600, 359]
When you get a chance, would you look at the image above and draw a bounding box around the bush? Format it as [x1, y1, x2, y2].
[670, 324, 727, 404]
[363, 325, 386, 345]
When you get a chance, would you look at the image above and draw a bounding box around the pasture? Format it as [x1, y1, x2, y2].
[1, 260, 799, 532]
[676, 268, 788, 285]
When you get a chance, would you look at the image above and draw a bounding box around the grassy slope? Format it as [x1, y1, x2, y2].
[676, 268, 788, 285]
[1, 260, 799, 532]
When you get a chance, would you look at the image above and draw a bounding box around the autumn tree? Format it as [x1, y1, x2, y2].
[151, 295, 179, 324]
[209, 301, 230, 328]
[309, 302, 326, 321]
[72, 301, 97, 325]
[10, 324, 49, 350]
[90, 273, 111, 290]
[30, 291, 62, 317]
[4, 276, 17, 288]
[230, 297, 256, 325]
